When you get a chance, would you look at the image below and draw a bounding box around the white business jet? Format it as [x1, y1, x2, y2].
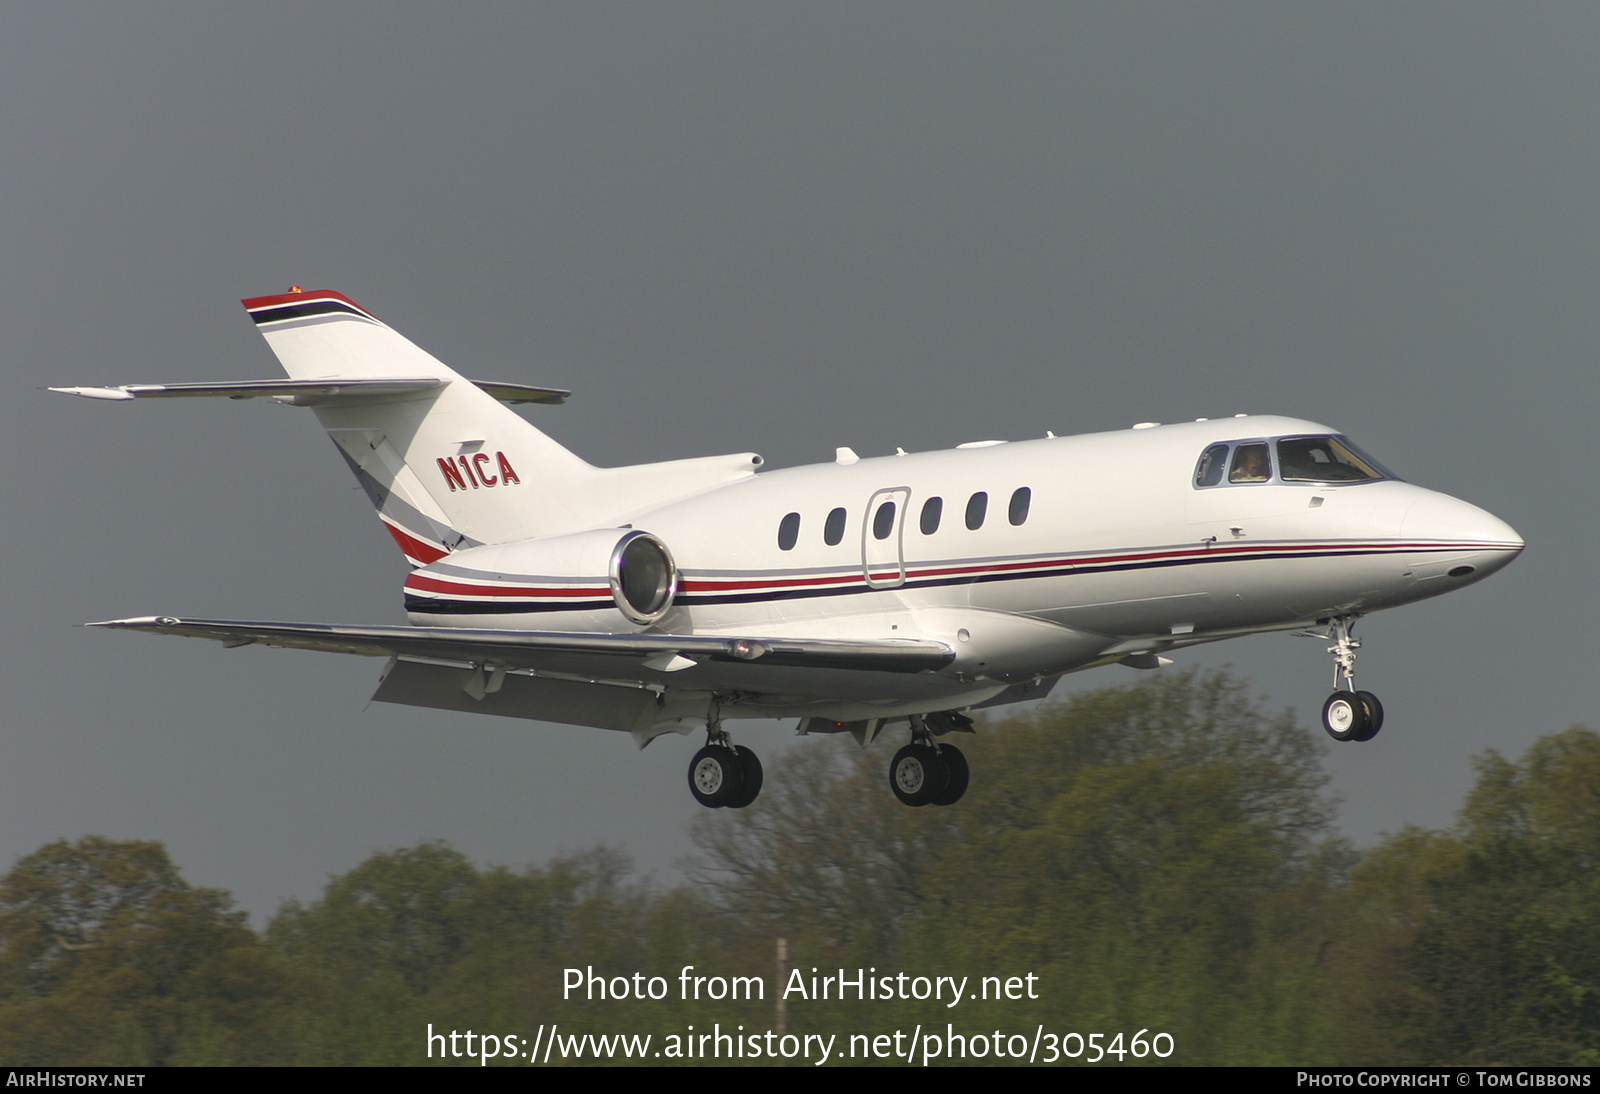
[56, 290, 1523, 809]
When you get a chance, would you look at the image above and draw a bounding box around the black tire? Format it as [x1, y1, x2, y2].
[1352, 692, 1385, 742]
[1321, 691, 1369, 743]
[725, 747, 764, 808]
[687, 745, 744, 808]
[930, 744, 970, 806]
[889, 744, 948, 807]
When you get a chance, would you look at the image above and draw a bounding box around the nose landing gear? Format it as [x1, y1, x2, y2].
[1321, 689, 1384, 743]
[1315, 617, 1384, 743]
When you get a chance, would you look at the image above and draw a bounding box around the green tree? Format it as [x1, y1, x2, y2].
[689, 734, 960, 959]
[266, 842, 740, 1065]
[1337, 729, 1600, 1065]
[0, 837, 282, 1065]
[691, 669, 1349, 1064]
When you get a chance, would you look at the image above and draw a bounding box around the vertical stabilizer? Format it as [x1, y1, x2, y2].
[243, 290, 598, 559]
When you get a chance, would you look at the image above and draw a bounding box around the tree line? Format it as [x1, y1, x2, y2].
[2, 669, 1596, 1066]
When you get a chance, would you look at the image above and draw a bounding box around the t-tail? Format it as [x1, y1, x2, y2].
[246, 289, 601, 563]
[54, 289, 763, 565]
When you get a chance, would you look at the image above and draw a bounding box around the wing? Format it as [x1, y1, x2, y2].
[89, 616, 952, 673]
[89, 616, 959, 740]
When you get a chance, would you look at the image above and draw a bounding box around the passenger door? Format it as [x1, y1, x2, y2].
[861, 487, 911, 589]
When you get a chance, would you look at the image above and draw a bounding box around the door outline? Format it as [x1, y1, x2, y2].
[861, 487, 911, 589]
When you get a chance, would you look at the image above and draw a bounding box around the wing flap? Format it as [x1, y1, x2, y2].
[371, 658, 665, 732]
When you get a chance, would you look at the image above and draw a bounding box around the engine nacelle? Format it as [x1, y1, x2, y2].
[403, 527, 679, 627]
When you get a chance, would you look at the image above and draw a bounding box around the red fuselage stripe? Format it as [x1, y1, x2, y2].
[404, 574, 607, 599]
[403, 539, 1510, 601]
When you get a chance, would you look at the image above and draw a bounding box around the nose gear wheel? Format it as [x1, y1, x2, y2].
[1313, 618, 1386, 744]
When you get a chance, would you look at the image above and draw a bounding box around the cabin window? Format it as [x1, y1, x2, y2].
[1228, 443, 1272, 483]
[920, 496, 943, 535]
[1008, 487, 1031, 526]
[777, 512, 801, 551]
[823, 506, 847, 546]
[965, 491, 988, 530]
[873, 500, 897, 540]
[1195, 443, 1229, 487]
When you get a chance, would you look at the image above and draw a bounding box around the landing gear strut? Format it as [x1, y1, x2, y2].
[1317, 617, 1384, 743]
[687, 711, 763, 809]
[888, 715, 970, 806]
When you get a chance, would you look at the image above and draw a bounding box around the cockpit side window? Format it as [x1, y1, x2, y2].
[1228, 443, 1272, 483]
[1195, 444, 1229, 487]
[1277, 436, 1385, 483]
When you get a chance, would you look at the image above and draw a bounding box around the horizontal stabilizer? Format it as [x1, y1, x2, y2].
[87, 616, 956, 676]
[50, 378, 570, 407]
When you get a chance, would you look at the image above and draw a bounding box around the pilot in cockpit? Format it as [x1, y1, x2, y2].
[1228, 443, 1271, 483]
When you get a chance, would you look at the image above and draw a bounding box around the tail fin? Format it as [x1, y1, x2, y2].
[245, 290, 599, 561]
[60, 289, 764, 566]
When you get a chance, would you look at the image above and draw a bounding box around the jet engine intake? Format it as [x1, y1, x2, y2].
[610, 530, 679, 624]
[403, 527, 680, 628]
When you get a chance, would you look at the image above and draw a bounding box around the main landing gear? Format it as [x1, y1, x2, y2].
[685, 706, 977, 809]
[1316, 617, 1384, 743]
[888, 714, 971, 807]
[687, 715, 763, 809]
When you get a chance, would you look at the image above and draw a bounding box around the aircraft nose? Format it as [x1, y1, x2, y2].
[1400, 490, 1523, 586]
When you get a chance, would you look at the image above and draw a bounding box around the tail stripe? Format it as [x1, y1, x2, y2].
[244, 290, 382, 327]
[333, 442, 478, 564]
[380, 517, 450, 566]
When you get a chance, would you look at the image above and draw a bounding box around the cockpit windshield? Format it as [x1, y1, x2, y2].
[1276, 436, 1386, 483]
[1194, 435, 1395, 488]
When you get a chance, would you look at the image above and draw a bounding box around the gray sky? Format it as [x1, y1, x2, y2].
[3, 3, 1593, 920]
